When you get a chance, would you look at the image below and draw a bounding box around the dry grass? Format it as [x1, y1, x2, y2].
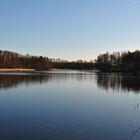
[0, 68, 35, 72]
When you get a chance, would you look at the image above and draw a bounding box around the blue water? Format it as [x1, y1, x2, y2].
[0, 71, 140, 140]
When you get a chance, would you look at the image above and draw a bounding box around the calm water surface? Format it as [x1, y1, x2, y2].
[0, 71, 140, 140]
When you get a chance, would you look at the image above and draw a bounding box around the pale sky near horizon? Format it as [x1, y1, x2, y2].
[0, 0, 140, 61]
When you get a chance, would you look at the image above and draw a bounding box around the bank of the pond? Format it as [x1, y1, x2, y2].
[0, 68, 35, 72]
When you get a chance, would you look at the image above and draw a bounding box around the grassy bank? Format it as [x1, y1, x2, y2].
[0, 68, 35, 72]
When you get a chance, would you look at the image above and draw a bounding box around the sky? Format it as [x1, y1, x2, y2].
[0, 0, 140, 61]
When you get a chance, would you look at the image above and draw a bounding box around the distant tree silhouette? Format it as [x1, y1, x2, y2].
[3, 50, 140, 72]
[95, 50, 140, 72]
[0, 50, 52, 70]
[0, 50, 95, 70]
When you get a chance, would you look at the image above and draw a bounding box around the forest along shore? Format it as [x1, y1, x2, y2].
[1, 50, 140, 72]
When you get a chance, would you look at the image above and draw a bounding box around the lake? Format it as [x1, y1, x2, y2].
[0, 70, 140, 140]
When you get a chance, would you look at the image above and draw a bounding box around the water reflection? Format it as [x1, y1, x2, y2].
[1, 72, 140, 93]
[0, 72, 140, 140]
[0, 74, 48, 90]
[96, 73, 140, 93]
[0, 73, 95, 90]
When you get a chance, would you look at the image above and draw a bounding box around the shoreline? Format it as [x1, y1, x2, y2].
[0, 68, 35, 72]
[0, 68, 65, 73]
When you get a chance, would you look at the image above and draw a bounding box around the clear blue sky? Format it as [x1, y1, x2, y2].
[0, 0, 140, 60]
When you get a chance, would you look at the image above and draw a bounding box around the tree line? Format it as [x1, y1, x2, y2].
[1, 50, 140, 72]
[0, 50, 95, 70]
[95, 50, 140, 72]
[0, 50, 52, 70]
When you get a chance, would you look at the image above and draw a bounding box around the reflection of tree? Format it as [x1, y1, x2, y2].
[96, 73, 140, 138]
[0, 73, 95, 90]
[1, 72, 140, 93]
[0, 75, 49, 90]
[96, 73, 140, 93]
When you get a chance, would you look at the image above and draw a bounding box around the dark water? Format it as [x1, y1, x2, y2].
[0, 71, 140, 140]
